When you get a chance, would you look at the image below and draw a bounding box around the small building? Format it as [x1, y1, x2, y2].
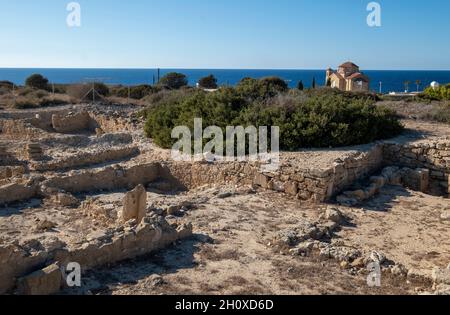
[326, 62, 370, 92]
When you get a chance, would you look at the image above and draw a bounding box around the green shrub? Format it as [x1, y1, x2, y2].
[25, 74, 49, 90]
[0, 80, 14, 90]
[422, 84, 450, 100]
[422, 102, 450, 123]
[8, 96, 39, 109]
[114, 84, 154, 99]
[198, 75, 218, 89]
[236, 77, 288, 101]
[158, 72, 188, 89]
[144, 87, 403, 150]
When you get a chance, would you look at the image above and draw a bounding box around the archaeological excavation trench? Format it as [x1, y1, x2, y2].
[1, 105, 450, 295]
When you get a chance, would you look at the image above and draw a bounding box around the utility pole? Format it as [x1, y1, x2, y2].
[52, 83, 55, 95]
[12, 83, 16, 106]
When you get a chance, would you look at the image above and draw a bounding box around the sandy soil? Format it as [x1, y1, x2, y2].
[60, 186, 437, 295]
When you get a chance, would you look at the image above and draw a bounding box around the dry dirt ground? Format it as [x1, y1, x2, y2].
[1, 102, 449, 295]
[61, 185, 445, 295]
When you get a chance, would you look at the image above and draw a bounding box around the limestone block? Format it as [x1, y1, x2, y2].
[254, 173, 270, 189]
[432, 268, 450, 285]
[285, 181, 298, 196]
[121, 184, 147, 223]
[17, 264, 62, 295]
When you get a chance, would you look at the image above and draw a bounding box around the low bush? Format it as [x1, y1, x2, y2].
[198, 75, 218, 89]
[114, 84, 154, 99]
[25, 74, 49, 90]
[422, 102, 450, 124]
[7, 96, 40, 109]
[158, 72, 188, 89]
[144, 87, 403, 150]
[236, 77, 288, 100]
[422, 84, 450, 100]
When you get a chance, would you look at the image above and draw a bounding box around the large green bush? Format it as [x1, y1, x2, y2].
[144, 87, 403, 150]
[25, 74, 49, 90]
[198, 75, 218, 89]
[158, 72, 188, 89]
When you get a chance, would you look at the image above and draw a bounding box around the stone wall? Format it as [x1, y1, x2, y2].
[30, 146, 140, 172]
[161, 144, 384, 203]
[384, 140, 450, 195]
[0, 119, 46, 140]
[42, 163, 161, 194]
[0, 216, 192, 294]
[89, 112, 135, 133]
[0, 182, 38, 204]
[52, 111, 91, 134]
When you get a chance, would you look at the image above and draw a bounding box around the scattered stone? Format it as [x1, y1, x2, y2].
[324, 207, 344, 224]
[434, 284, 450, 295]
[368, 251, 386, 264]
[432, 268, 450, 285]
[344, 190, 366, 201]
[340, 261, 349, 269]
[217, 192, 233, 199]
[350, 257, 366, 268]
[391, 264, 408, 278]
[320, 245, 361, 262]
[36, 220, 57, 232]
[54, 192, 79, 208]
[441, 211, 450, 221]
[407, 268, 432, 284]
[166, 205, 182, 216]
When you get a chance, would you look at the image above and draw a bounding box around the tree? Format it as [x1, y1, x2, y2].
[159, 72, 188, 89]
[260, 77, 288, 92]
[297, 80, 304, 91]
[198, 75, 218, 89]
[415, 80, 421, 92]
[312, 77, 316, 89]
[25, 74, 49, 90]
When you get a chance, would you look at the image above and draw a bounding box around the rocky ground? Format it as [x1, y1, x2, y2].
[1, 101, 450, 295]
[62, 183, 449, 295]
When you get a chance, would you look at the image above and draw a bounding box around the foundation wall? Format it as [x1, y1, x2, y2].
[0, 217, 192, 294]
[52, 111, 91, 134]
[43, 163, 161, 194]
[0, 182, 37, 204]
[384, 140, 450, 194]
[162, 144, 384, 202]
[31, 146, 140, 172]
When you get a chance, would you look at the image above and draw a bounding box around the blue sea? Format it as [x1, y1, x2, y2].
[1, 68, 450, 93]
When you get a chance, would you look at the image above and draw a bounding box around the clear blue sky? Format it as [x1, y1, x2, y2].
[0, 0, 449, 70]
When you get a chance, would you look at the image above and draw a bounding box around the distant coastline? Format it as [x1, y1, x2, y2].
[1, 68, 450, 93]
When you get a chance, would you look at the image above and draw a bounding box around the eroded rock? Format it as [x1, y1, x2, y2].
[17, 264, 62, 295]
[120, 184, 147, 224]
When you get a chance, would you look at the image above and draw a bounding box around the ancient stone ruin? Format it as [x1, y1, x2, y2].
[0, 104, 449, 295]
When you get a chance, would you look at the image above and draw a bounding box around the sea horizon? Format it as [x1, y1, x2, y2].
[1, 67, 450, 93]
